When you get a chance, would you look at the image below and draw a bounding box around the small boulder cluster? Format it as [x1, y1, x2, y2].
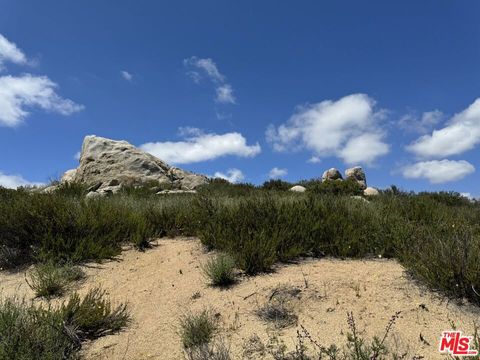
[290, 166, 379, 196]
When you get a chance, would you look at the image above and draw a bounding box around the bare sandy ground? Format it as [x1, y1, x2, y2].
[1, 238, 479, 359]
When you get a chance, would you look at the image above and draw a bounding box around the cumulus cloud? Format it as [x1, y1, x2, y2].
[338, 133, 390, 164]
[0, 34, 27, 70]
[121, 70, 133, 81]
[213, 168, 245, 183]
[401, 159, 475, 184]
[0, 171, 43, 189]
[268, 167, 288, 179]
[266, 94, 389, 165]
[0, 74, 84, 127]
[398, 110, 443, 134]
[407, 98, 480, 158]
[0, 34, 84, 126]
[184, 56, 236, 105]
[140, 128, 261, 164]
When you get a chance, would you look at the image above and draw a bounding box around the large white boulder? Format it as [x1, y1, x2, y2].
[345, 166, 367, 190]
[321, 168, 343, 182]
[363, 187, 379, 196]
[65, 135, 208, 191]
[289, 185, 306, 193]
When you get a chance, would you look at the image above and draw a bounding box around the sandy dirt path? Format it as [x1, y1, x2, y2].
[1, 238, 479, 359]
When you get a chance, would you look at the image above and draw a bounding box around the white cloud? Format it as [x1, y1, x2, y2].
[307, 156, 321, 164]
[0, 34, 27, 70]
[0, 171, 42, 189]
[184, 57, 224, 83]
[184, 56, 236, 105]
[398, 109, 443, 134]
[0, 34, 83, 126]
[121, 70, 133, 81]
[213, 168, 244, 183]
[266, 94, 390, 165]
[407, 98, 480, 158]
[140, 128, 261, 164]
[215, 84, 236, 104]
[338, 133, 390, 164]
[268, 167, 288, 179]
[0, 74, 84, 127]
[177, 126, 203, 137]
[74, 151, 81, 161]
[401, 159, 475, 184]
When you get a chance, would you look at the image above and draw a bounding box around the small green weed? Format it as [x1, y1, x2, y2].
[203, 253, 236, 287]
[180, 309, 218, 349]
[26, 262, 85, 298]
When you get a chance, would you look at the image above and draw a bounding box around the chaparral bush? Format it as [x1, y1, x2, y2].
[0, 287, 129, 360]
[1, 182, 479, 306]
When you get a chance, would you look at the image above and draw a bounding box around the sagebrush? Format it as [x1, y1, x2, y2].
[1, 183, 479, 306]
[202, 253, 236, 287]
[0, 287, 129, 360]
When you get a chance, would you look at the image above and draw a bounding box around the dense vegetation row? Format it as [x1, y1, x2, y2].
[1, 178, 479, 307]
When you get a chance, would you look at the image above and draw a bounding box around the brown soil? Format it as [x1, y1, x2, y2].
[1, 238, 479, 359]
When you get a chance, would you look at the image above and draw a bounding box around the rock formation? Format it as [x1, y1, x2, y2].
[321, 168, 343, 182]
[363, 187, 379, 196]
[345, 166, 367, 189]
[289, 185, 306, 193]
[319, 166, 378, 195]
[62, 135, 208, 194]
[61, 169, 77, 183]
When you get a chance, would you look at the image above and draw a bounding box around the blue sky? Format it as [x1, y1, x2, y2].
[0, 1, 479, 196]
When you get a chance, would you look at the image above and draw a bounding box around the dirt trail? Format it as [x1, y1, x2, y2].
[1, 238, 478, 359]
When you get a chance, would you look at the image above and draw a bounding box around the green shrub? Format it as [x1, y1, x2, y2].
[2, 183, 480, 307]
[54, 182, 89, 197]
[61, 287, 130, 340]
[195, 194, 392, 274]
[0, 245, 24, 270]
[197, 178, 256, 197]
[26, 262, 85, 298]
[417, 190, 472, 206]
[307, 178, 363, 196]
[203, 253, 236, 286]
[0, 190, 158, 266]
[261, 179, 292, 191]
[0, 297, 77, 360]
[180, 309, 217, 349]
[0, 288, 129, 360]
[397, 223, 480, 302]
[195, 196, 279, 274]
